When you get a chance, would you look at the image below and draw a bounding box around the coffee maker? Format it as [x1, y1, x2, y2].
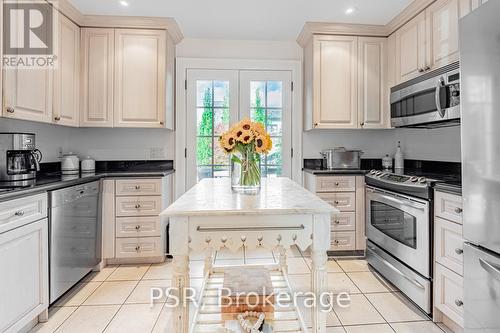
[0, 133, 42, 187]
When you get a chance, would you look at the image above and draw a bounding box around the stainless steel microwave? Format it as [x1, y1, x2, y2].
[390, 62, 460, 128]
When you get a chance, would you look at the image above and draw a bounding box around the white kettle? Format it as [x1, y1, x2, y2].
[61, 152, 80, 175]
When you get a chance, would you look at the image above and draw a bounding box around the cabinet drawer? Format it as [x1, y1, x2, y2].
[435, 191, 463, 224]
[435, 217, 464, 276]
[115, 179, 162, 196]
[434, 263, 464, 327]
[0, 193, 47, 234]
[331, 212, 356, 231]
[116, 217, 161, 238]
[316, 176, 356, 192]
[115, 237, 163, 258]
[115, 196, 162, 217]
[318, 192, 355, 211]
[330, 231, 356, 251]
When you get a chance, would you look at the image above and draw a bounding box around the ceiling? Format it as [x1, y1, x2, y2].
[68, 0, 412, 41]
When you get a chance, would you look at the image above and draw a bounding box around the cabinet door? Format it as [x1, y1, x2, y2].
[114, 29, 166, 128]
[53, 14, 80, 127]
[387, 33, 397, 90]
[313, 36, 358, 129]
[459, 0, 472, 17]
[0, 219, 48, 333]
[426, 0, 460, 70]
[396, 12, 427, 83]
[358, 37, 388, 129]
[80, 28, 114, 127]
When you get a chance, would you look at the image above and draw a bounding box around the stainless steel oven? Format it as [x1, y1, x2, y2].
[390, 62, 460, 128]
[366, 185, 430, 277]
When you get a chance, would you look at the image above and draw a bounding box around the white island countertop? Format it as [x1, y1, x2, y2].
[161, 177, 338, 217]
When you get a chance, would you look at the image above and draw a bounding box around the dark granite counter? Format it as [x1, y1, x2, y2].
[303, 168, 368, 175]
[0, 160, 174, 202]
[433, 182, 462, 196]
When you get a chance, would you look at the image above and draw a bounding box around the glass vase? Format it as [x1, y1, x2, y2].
[231, 150, 261, 194]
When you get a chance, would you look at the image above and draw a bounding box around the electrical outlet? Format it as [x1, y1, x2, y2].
[150, 147, 165, 159]
[57, 147, 63, 159]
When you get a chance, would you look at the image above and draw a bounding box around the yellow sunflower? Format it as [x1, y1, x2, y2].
[238, 118, 253, 131]
[219, 132, 236, 152]
[251, 122, 266, 135]
[233, 127, 244, 141]
[255, 134, 267, 153]
[238, 130, 254, 144]
[265, 134, 273, 152]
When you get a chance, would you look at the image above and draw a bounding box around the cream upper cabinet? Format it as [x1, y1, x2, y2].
[312, 35, 358, 129]
[80, 28, 115, 127]
[426, 0, 460, 70]
[396, 11, 427, 83]
[53, 14, 80, 127]
[358, 37, 389, 129]
[387, 33, 397, 90]
[114, 29, 166, 128]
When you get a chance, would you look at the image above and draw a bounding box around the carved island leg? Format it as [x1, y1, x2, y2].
[311, 214, 330, 333]
[278, 244, 288, 274]
[170, 216, 190, 333]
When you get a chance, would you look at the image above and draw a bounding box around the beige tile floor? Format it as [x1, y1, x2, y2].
[31, 246, 448, 333]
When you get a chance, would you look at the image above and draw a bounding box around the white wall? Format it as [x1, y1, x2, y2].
[0, 119, 174, 163]
[303, 126, 462, 162]
[176, 38, 303, 60]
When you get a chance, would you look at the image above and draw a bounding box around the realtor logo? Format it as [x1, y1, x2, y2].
[2, 0, 57, 68]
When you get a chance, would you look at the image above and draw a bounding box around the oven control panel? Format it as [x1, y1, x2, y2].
[366, 170, 429, 187]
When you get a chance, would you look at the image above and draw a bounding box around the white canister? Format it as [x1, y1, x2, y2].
[382, 154, 393, 170]
[61, 152, 80, 175]
[81, 156, 96, 173]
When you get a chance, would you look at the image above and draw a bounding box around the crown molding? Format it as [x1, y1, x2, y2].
[297, 0, 436, 47]
[48, 0, 184, 44]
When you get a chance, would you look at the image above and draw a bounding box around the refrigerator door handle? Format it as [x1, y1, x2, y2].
[479, 258, 500, 282]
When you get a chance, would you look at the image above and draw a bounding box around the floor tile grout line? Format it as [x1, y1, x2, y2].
[44, 305, 79, 333]
[149, 302, 167, 333]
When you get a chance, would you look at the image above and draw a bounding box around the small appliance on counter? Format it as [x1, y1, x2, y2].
[320, 147, 363, 170]
[382, 154, 393, 170]
[81, 156, 96, 173]
[0, 133, 42, 187]
[61, 152, 80, 175]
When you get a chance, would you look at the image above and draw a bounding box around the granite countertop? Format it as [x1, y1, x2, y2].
[303, 168, 368, 175]
[433, 182, 462, 196]
[0, 161, 175, 202]
[161, 177, 338, 217]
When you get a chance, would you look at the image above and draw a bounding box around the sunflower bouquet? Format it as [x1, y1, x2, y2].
[219, 119, 272, 192]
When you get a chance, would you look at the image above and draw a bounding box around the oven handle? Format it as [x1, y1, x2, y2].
[435, 77, 446, 118]
[368, 246, 426, 290]
[366, 188, 427, 211]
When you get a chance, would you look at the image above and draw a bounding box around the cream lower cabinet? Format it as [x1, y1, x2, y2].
[102, 176, 173, 263]
[304, 35, 389, 130]
[304, 174, 366, 252]
[433, 190, 464, 331]
[0, 194, 48, 333]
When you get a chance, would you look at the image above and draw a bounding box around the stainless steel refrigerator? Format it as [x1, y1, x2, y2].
[460, 1, 500, 332]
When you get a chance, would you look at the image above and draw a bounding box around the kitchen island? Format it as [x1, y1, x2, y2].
[161, 177, 338, 333]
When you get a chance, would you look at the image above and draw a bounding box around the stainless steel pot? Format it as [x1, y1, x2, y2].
[320, 147, 363, 170]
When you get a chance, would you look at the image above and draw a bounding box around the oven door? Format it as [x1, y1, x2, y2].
[366, 186, 430, 278]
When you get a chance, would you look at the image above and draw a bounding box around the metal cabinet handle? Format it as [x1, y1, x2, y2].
[135, 185, 141, 190]
[14, 210, 25, 217]
[334, 239, 339, 245]
[425, 65, 431, 71]
[135, 225, 141, 230]
[455, 248, 463, 255]
[455, 299, 463, 307]
[54, 116, 61, 121]
[360, 122, 365, 127]
[334, 200, 340, 205]
[135, 245, 141, 251]
[159, 121, 165, 126]
[455, 207, 463, 214]
[135, 204, 141, 209]
[335, 182, 340, 186]
[6, 106, 15, 113]
[314, 122, 318, 127]
[418, 68, 425, 73]
[334, 220, 341, 224]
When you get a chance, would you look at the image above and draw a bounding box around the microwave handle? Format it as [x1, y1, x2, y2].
[435, 78, 446, 118]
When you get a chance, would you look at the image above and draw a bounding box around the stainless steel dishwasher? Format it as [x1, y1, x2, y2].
[49, 180, 102, 304]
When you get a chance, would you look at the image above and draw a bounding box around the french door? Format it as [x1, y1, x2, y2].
[186, 69, 292, 189]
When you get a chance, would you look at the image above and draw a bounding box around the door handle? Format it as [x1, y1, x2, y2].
[479, 258, 500, 281]
[435, 78, 446, 118]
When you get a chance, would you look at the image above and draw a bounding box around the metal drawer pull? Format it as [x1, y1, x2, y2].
[196, 225, 305, 232]
[135, 185, 141, 190]
[6, 106, 15, 113]
[135, 245, 141, 251]
[334, 220, 341, 224]
[335, 182, 340, 186]
[455, 248, 463, 255]
[479, 258, 500, 281]
[454, 207, 463, 214]
[368, 246, 425, 290]
[334, 201, 340, 205]
[135, 225, 141, 230]
[135, 204, 141, 209]
[455, 299, 463, 307]
[333, 239, 340, 245]
[14, 210, 25, 217]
